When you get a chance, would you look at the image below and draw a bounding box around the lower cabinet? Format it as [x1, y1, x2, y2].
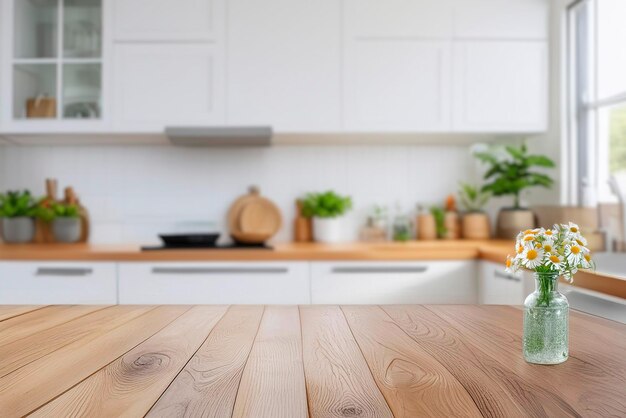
[479, 260, 533, 305]
[310, 260, 477, 304]
[118, 262, 310, 304]
[0, 262, 117, 304]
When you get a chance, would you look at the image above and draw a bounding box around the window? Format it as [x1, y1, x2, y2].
[568, 0, 626, 205]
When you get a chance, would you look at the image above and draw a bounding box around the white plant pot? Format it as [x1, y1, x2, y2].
[313, 217, 345, 243]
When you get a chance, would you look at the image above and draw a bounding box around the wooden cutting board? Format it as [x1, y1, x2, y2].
[227, 186, 282, 243]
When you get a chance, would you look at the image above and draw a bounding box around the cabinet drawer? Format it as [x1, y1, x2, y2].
[479, 260, 527, 305]
[118, 262, 310, 304]
[0, 262, 117, 304]
[311, 261, 477, 304]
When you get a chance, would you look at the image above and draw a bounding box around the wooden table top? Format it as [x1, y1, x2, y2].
[0, 305, 624, 417]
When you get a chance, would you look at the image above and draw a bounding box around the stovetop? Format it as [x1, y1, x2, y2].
[141, 242, 273, 251]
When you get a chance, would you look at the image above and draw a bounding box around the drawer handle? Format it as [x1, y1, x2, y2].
[494, 271, 521, 282]
[151, 267, 289, 275]
[332, 266, 428, 274]
[36, 268, 94, 277]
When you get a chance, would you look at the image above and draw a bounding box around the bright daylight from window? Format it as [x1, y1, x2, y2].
[572, 0, 626, 202]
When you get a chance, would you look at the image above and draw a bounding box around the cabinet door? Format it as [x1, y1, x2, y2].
[344, 0, 453, 39]
[0, 262, 117, 304]
[310, 261, 476, 304]
[112, 0, 222, 41]
[118, 262, 310, 304]
[479, 261, 525, 305]
[452, 41, 547, 132]
[226, 0, 341, 131]
[344, 40, 451, 131]
[453, 0, 548, 40]
[113, 44, 225, 130]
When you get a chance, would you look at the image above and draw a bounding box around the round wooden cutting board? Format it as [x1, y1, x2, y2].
[227, 186, 282, 243]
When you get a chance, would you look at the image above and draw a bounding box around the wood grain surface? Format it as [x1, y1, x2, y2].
[300, 305, 393, 418]
[0, 305, 621, 418]
[231, 306, 308, 418]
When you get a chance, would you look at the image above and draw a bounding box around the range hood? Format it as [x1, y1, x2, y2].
[165, 126, 273, 147]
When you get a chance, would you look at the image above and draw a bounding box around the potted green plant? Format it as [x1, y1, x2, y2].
[38, 199, 81, 243]
[302, 191, 352, 243]
[474, 143, 555, 239]
[458, 183, 491, 239]
[0, 191, 37, 243]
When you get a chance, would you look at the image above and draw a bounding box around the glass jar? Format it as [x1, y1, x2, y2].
[523, 272, 569, 364]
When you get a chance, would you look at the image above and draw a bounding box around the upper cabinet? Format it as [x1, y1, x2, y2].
[226, 0, 341, 132]
[112, 0, 218, 42]
[1, 0, 550, 137]
[453, 0, 548, 40]
[452, 41, 547, 132]
[343, 0, 548, 134]
[344, 40, 451, 131]
[2, 0, 104, 130]
[110, 0, 225, 131]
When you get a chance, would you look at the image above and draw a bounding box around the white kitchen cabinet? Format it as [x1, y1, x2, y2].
[227, 0, 341, 131]
[112, 44, 225, 130]
[310, 261, 477, 304]
[452, 41, 548, 132]
[0, 262, 117, 304]
[344, 0, 453, 39]
[112, 0, 222, 41]
[479, 260, 533, 305]
[453, 0, 548, 40]
[344, 41, 451, 131]
[118, 262, 310, 304]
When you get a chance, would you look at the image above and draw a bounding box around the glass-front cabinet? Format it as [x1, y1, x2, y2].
[11, 0, 102, 121]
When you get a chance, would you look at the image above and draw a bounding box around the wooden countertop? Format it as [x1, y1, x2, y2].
[0, 240, 511, 261]
[0, 305, 624, 417]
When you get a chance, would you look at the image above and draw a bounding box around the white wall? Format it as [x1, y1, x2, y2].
[0, 144, 476, 244]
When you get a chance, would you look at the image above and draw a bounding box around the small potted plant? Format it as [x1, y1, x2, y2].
[0, 191, 38, 243]
[302, 191, 352, 243]
[474, 143, 555, 239]
[39, 199, 82, 243]
[506, 223, 594, 364]
[458, 183, 491, 239]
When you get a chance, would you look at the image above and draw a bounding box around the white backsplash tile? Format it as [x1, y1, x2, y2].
[0, 144, 477, 243]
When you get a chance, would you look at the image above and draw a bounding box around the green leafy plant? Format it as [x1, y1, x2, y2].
[36, 199, 79, 222]
[302, 191, 352, 218]
[0, 190, 37, 218]
[458, 183, 491, 213]
[474, 143, 555, 209]
[430, 206, 447, 238]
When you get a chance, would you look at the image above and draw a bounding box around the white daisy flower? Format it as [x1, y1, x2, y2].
[522, 247, 545, 269]
[567, 222, 581, 235]
[505, 256, 519, 273]
[546, 253, 563, 271]
[580, 253, 593, 269]
[565, 244, 584, 265]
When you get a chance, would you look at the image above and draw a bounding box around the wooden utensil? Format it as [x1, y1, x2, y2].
[294, 200, 312, 242]
[65, 187, 90, 243]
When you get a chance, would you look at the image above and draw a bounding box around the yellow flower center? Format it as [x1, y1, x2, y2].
[517, 245, 524, 254]
[545, 230, 553, 236]
[550, 255, 560, 263]
[526, 249, 538, 260]
[576, 239, 584, 246]
[571, 246, 581, 255]
[584, 254, 591, 262]
[570, 227, 578, 233]
[544, 244, 552, 252]
[506, 258, 512, 268]
[524, 235, 534, 242]
[524, 229, 533, 235]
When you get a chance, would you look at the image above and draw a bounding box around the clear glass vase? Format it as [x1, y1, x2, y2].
[523, 272, 569, 364]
